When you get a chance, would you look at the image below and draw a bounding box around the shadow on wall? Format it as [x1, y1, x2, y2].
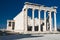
[57, 28, 60, 32]
[0, 34, 44, 40]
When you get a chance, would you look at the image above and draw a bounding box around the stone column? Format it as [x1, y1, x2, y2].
[24, 8, 28, 32]
[7, 20, 9, 30]
[32, 8, 35, 31]
[38, 10, 41, 31]
[49, 11, 52, 32]
[43, 10, 46, 32]
[54, 12, 57, 31]
[11, 21, 12, 30]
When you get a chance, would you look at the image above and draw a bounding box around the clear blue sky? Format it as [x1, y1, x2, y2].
[0, 0, 60, 29]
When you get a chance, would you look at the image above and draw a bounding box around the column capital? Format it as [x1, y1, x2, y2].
[44, 10, 47, 13]
[32, 6, 36, 10]
[48, 11, 52, 14]
[32, 8, 35, 11]
[38, 9, 41, 12]
[39, 7, 42, 11]
[54, 11, 57, 14]
[23, 5, 28, 9]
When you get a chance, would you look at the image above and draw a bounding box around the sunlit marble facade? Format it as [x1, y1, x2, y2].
[7, 2, 57, 34]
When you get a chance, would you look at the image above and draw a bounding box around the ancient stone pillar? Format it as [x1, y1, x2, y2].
[38, 10, 41, 31]
[49, 11, 52, 32]
[24, 8, 28, 32]
[32, 8, 35, 31]
[54, 12, 57, 31]
[43, 10, 47, 31]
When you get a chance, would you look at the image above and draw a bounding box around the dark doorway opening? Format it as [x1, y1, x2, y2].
[12, 22, 15, 30]
[9, 22, 11, 27]
[34, 26, 38, 31]
[41, 23, 44, 31]
[41, 25, 43, 31]
[27, 26, 32, 31]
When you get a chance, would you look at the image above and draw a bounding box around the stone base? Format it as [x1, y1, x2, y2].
[22, 31, 60, 34]
[4, 29, 60, 34]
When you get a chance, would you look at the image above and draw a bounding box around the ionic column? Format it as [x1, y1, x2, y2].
[7, 20, 9, 30]
[54, 12, 57, 31]
[49, 11, 52, 32]
[11, 21, 12, 30]
[43, 11, 46, 31]
[38, 10, 41, 31]
[32, 8, 35, 31]
[43, 10, 47, 31]
[24, 8, 28, 32]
